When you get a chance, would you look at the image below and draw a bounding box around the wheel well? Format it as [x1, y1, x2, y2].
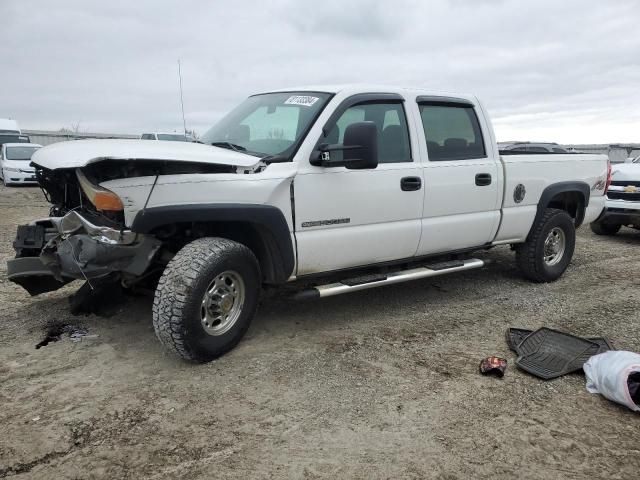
[152, 221, 290, 284]
[547, 191, 586, 226]
[131, 204, 295, 284]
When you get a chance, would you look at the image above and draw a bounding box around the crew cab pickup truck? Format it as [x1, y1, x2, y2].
[7, 85, 609, 362]
[590, 158, 640, 235]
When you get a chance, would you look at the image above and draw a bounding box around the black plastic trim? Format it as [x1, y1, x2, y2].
[400, 176, 422, 191]
[598, 208, 640, 224]
[291, 289, 321, 301]
[416, 95, 475, 107]
[531, 181, 590, 234]
[131, 204, 295, 283]
[7, 256, 73, 296]
[321, 93, 405, 136]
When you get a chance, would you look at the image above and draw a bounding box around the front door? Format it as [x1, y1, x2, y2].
[294, 97, 424, 276]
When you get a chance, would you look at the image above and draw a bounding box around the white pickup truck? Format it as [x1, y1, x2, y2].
[590, 158, 640, 235]
[7, 85, 609, 362]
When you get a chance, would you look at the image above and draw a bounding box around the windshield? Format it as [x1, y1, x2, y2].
[157, 134, 189, 141]
[5, 145, 40, 160]
[200, 92, 331, 158]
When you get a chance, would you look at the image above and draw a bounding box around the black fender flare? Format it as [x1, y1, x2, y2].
[131, 204, 294, 283]
[530, 181, 590, 237]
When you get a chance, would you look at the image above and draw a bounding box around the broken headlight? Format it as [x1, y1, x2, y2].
[76, 169, 124, 212]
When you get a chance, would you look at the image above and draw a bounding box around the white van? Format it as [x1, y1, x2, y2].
[0, 119, 30, 145]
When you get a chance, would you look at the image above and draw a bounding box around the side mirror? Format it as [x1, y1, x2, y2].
[310, 121, 378, 169]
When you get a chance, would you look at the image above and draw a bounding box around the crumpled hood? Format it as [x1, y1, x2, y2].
[611, 163, 640, 182]
[30, 139, 260, 170]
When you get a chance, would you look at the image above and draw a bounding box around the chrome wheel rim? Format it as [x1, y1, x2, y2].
[200, 270, 245, 336]
[543, 227, 566, 266]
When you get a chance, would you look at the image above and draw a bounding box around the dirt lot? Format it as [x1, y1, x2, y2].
[0, 185, 639, 479]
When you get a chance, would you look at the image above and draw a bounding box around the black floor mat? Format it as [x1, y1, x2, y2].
[505, 328, 533, 352]
[514, 328, 602, 380]
[588, 337, 615, 354]
[506, 328, 614, 355]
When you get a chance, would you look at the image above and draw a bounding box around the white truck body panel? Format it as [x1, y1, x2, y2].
[496, 154, 607, 242]
[293, 163, 424, 274]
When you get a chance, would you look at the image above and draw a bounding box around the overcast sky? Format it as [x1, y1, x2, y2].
[2, 0, 639, 144]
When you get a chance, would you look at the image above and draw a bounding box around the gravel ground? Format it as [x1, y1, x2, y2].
[1, 185, 639, 479]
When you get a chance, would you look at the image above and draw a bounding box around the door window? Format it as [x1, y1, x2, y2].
[419, 104, 486, 161]
[324, 102, 412, 164]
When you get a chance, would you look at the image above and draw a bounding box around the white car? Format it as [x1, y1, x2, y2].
[140, 132, 193, 142]
[590, 157, 640, 235]
[7, 85, 608, 362]
[0, 143, 42, 186]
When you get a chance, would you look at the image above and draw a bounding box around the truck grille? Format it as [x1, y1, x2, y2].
[611, 180, 640, 187]
[607, 191, 640, 201]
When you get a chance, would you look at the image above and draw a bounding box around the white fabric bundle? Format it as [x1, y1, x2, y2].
[584, 351, 640, 412]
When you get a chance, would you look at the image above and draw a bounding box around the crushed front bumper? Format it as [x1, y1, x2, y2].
[7, 211, 161, 296]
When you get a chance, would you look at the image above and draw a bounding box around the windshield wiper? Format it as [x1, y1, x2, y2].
[260, 154, 289, 164]
[209, 141, 247, 152]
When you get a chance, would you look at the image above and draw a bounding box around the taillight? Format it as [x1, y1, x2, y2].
[605, 160, 612, 193]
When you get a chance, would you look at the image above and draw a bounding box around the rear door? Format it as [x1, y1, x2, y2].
[294, 94, 425, 275]
[415, 97, 502, 255]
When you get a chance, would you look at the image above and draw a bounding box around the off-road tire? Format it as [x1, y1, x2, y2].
[590, 220, 621, 236]
[515, 208, 576, 283]
[153, 237, 260, 363]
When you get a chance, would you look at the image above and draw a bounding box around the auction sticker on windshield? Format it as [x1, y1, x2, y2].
[284, 95, 319, 107]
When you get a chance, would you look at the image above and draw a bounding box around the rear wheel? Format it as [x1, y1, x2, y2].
[152, 237, 260, 362]
[590, 220, 621, 236]
[515, 208, 576, 283]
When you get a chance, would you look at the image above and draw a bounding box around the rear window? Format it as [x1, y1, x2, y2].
[419, 104, 486, 161]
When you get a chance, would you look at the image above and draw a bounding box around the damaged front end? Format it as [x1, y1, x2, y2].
[8, 166, 162, 296]
[8, 140, 260, 297]
[8, 210, 161, 296]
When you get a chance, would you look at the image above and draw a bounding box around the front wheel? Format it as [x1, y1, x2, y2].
[152, 237, 261, 363]
[515, 208, 576, 283]
[590, 220, 621, 236]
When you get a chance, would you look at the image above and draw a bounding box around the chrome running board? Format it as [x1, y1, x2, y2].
[293, 258, 486, 300]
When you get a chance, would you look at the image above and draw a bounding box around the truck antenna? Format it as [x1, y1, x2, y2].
[178, 59, 188, 140]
